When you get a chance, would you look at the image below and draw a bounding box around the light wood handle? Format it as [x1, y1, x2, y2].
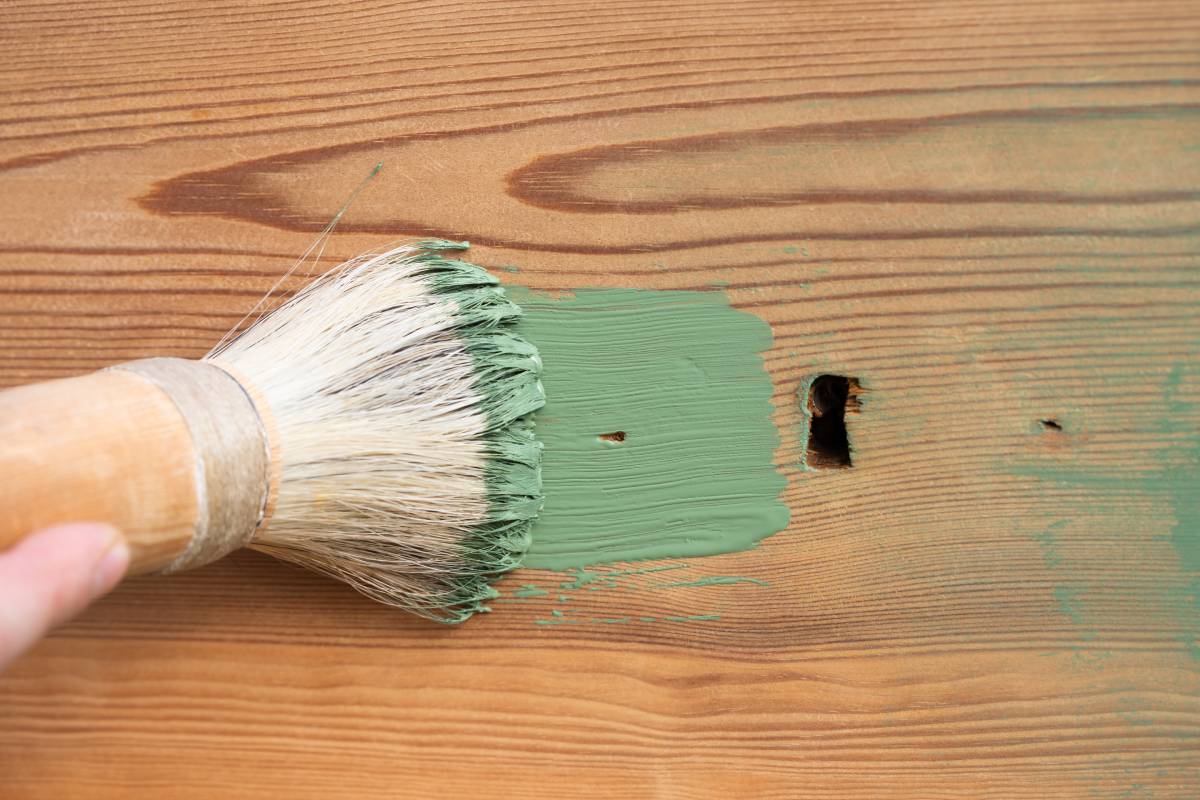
[0, 370, 199, 574]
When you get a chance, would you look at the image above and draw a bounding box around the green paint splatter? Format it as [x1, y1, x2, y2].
[510, 287, 790, 570]
[512, 584, 549, 598]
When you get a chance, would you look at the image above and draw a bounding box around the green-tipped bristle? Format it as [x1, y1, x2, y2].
[409, 240, 544, 622]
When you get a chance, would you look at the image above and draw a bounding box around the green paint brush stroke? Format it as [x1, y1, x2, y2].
[508, 287, 790, 570]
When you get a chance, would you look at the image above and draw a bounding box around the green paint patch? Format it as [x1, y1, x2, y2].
[512, 584, 549, 598]
[510, 287, 790, 570]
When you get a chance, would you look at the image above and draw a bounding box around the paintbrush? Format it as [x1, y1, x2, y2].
[0, 241, 544, 622]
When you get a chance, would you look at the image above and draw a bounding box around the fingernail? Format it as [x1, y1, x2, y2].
[90, 533, 130, 600]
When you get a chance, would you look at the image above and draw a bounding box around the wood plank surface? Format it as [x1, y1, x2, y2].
[1, 1, 1198, 797]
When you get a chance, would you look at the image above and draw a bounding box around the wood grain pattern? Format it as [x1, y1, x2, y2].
[1, 1, 1198, 797]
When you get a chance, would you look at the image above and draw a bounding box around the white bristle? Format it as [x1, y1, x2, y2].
[207, 241, 544, 622]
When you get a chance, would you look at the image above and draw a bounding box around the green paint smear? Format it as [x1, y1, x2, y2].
[508, 287, 790, 570]
[533, 613, 720, 626]
[656, 576, 769, 589]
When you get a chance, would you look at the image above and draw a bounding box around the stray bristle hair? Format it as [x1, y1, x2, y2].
[208, 240, 544, 622]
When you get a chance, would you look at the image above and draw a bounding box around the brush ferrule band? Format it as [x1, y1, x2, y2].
[205, 358, 281, 540]
[112, 357, 271, 573]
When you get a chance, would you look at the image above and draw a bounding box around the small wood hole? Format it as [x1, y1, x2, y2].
[804, 375, 860, 468]
[598, 431, 627, 444]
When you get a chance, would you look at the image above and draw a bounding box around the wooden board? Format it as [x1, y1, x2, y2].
[1, 1, 1198, 796]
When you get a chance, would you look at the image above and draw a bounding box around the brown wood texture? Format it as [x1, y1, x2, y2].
[1, 1, 1198, 797]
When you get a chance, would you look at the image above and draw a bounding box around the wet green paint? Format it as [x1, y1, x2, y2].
[509, 287, 790, 571]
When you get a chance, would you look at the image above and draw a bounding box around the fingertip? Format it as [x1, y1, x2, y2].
[89, 529, 130, 600]
[0, 523, 128, 668]
[31, 523, 129, 624]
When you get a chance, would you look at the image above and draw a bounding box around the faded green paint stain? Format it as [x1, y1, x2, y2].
[512, 584, 549, 598]
[1010, 361, 1200, 660]
[1032, 519, 1069, 568]
[510, 287, 790, 570]
[1053, 585, 1086, 626]
[1162, 363, 1200, 658]
[1163, 364, 1200, 572]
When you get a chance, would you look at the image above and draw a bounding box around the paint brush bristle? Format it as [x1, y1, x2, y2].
[209, 240, 545, 622]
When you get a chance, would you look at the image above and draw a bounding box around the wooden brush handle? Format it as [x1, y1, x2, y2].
[0, 369, 199, 574]
[0, 359, 273, 576]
